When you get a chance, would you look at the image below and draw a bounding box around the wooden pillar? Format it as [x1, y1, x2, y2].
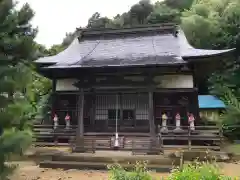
[191, 64, 198, 89]
[148, 90, 159, 154]
[119, 93, 123, 127]
[146, 72, 155, 136]
[148, 91, 155, 137]
[50, 79, 57, 125]
[192, 89, 200, 124]
[90, 90, 96, 130]
[192, 64, 200, 124]
[52, 79, 57, 92]
[78, 88, 85, 137]
[74, 88, 85, 152]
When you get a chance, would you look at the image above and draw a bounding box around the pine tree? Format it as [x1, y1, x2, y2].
[0, 0, 37, 178]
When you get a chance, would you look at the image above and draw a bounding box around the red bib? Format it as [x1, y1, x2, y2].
[188, 115, 194, 123]
[53, 114, 58, 122]
[65, 115, 70, 121]
[175, 114, 181, 120]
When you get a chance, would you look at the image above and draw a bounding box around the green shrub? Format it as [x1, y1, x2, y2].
[108, 161, 154, 180]
[167, 161, 232, 180]
[108, 161, 234, 180]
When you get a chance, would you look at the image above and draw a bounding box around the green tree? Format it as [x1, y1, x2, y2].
[130, 0, 153, 25]
[164, 0, 194, 11]
[181, 0, 240, 96]
[84, 0, 183, 29]
[217, 87, 240, 139]
[147, 2, 180, 23]
[47, 44, 65, 56]
[62, 32, 76, 47]
[0, 0, 37, 178]
[87, 12, 113, 28]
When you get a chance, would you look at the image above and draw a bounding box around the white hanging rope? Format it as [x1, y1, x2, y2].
[115, 94, 118, 134]
[114, 93, 119, 147]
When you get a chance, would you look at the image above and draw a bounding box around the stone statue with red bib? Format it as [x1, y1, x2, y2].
[65, 113, 71, 129]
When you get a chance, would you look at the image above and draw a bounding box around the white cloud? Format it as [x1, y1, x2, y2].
[17, 0, 159, 48]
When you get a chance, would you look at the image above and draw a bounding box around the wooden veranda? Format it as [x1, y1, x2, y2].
[33, 124, 223, 153]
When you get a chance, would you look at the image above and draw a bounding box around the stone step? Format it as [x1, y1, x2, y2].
[163, 145, 220, 151]
[182, 150, 230, 162]
[39, 160, 172, 172]
[52, 153, 178, 166]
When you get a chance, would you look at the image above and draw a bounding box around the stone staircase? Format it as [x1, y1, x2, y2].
[39, 151, 179, 172]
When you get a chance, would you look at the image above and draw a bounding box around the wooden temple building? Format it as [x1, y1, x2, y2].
[34, 24, 234, 153]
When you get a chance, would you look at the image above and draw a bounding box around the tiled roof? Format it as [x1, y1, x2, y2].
[35, 24, 234, 69]
[198, 95, 226, 109]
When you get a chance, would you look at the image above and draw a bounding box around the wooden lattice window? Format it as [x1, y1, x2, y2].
[123, 109, 135, 120]
[108, 109, 120, 120]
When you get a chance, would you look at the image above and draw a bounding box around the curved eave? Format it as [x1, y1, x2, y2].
[178, 30, 235, 60]
[35, 56, 58, 64]
[35, 61, 57, 68]
[182, 48, 235, 60]
[34, 38, 82, 65]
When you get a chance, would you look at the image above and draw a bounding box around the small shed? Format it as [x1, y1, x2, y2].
[198, 95, 226, 121]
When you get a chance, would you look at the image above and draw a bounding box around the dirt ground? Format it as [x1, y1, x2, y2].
[10, 161, 169, 180]
[9, 161, 240, 180]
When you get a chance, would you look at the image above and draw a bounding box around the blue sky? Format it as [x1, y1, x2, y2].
[18, 0, 158, 48]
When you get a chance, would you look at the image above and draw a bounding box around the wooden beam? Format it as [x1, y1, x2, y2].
[75, 75, 152, 89]
[74, 69, 193, 89]
[43, 63, 193, 79]
[53, 88, 198, 95]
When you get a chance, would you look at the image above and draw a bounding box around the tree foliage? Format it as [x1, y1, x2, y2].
[0, 0, 37, 178]
[164, 0, 194, 11]
[181, 0, 240, 50]
[147, 2, 180, 24]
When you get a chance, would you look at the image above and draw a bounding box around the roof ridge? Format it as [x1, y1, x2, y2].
[77, 23, 177, 32]
[77, 24, 178, 39]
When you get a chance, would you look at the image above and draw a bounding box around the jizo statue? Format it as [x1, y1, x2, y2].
[173, 112, 184, 133]
[160, 113, 168, 133]
[65, 113, 71, 129]
[53, 114, 58, 129]
[175, 113, 181, 129]
[188, 113, 195, 131]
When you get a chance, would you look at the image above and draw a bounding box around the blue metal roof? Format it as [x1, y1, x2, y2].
[198, 95, 226, 109]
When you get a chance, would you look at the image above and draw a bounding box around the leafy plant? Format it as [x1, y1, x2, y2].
[108, 161, 154, 180]
[168, 161, 232, 180]
[0, 129, 32, 180]
[0, 0, 37, 179]
[219, 88, 240, 140]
